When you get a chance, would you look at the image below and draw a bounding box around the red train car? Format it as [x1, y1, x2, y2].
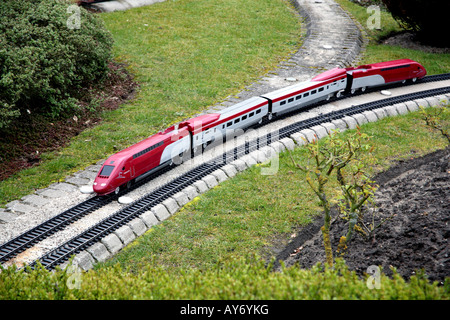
[93, 126, 190, 195]
[345, 59, 427, 93]
[92, 59, 427, 196]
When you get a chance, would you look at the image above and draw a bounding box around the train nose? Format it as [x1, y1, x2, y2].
[421, 68, 427, 77]
[93, 180, 113, 195]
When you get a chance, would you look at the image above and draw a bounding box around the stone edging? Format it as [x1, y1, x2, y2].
[68, 94, 450, 270]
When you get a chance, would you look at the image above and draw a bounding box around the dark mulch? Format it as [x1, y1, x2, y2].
[278, 147, 450, 284]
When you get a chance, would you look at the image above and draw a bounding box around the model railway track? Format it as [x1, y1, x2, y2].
[25, 82, 450, 270]
[281, 85, 450, 136]
[31, 162, 222, 270]
[0, 75, 448, 268]
[0, 196, 110, 264]
[420, 73, 450, 83]
[0, 164, 174, 264]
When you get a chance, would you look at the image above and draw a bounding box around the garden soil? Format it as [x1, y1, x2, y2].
[278, 146, 449, 284]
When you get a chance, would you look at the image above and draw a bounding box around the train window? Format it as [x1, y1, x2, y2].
[222, 125, 225, 129]
[304, 92, 309, 97]
[256, 109, 261, 114]
[227, 122, 232, 127]
[280, 101, 286, 106]
[133, 142, 163, 159]
[318, 87, 324, 92]
[234, 118, 240, 124]
[311, 90, 317, 95]
[381, 65, 410, 72]
[99, 165, 115, 177]
[249, 112, 255, 117]
[288, 98, 294, 103]
[242, 115, 248, 120]
[296, 95, 301, 100]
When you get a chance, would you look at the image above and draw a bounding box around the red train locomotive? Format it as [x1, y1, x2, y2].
[93, 59, 427, 195]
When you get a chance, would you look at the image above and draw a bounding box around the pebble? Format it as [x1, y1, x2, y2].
[118, 196, 134, 204]
[381, 90, 392, 96]
[80, 185, 94, 194]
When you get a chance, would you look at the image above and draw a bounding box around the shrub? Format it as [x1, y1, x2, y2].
[0, 256, 447, 300]
[0, 0, 113, 130]
[381, 0, 450, 47]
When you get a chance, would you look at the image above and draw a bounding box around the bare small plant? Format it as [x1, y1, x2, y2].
[289, 127, 379, 265]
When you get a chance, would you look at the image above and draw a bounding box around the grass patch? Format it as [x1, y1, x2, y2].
[335, 0, 450, 74]
[100, 110, 449, 273]
[105, 155, 323, 271]
[0, 0, 302, 206]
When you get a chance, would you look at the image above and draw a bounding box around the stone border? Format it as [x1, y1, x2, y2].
[0, 165, 101, 222]
[67, 94, 450, 270]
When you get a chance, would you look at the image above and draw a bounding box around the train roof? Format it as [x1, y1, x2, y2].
[261, 80, 324, 101]
[353, 59, 418, 70]
[106, 127, 182, 162]
[123, 135, 165, 156]
[218, 96, 268, 120]
[312, 68, 347, 81]
[179, 113, 221, 132]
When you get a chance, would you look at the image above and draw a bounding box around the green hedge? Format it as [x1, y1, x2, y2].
[0, 0, 113, 130]
[0, 257, 447, 300]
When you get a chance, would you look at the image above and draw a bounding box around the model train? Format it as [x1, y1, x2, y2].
[92, 59, 426, 195]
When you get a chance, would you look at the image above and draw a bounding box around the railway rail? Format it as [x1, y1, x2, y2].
[1, 74, 449, 270]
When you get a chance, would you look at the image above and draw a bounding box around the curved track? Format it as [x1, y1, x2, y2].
[0, 74, 447, 270]
[1, 0, 448, 270]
